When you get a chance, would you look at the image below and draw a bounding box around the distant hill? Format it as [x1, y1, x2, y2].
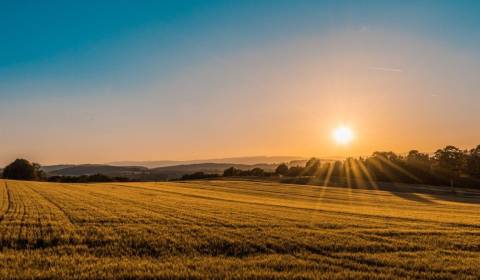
[41, 164, 76, 173]
[108, 156, 305, 168]
[43, 162, 278, 180]
[47, 164, 148, 177]
[41, 156, 345, 181]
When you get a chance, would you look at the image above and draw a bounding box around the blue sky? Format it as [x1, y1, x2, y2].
[2, 0, 479, 97]
[1, 1, 480, 164]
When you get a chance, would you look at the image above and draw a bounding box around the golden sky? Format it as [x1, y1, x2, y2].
[1, 2, 480, 165]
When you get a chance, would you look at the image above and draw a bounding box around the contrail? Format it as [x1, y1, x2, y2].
[369, 67, 403, 73]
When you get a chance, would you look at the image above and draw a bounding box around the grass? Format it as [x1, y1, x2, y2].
[0, 179, 479, 279]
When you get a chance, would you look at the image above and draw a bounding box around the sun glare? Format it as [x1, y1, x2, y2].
[332, 126, 354, 145]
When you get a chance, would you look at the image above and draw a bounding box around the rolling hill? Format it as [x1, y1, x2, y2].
[46, 164, 148, 177]
[43, 162, 278, 180]
[108, 156, 305, 168]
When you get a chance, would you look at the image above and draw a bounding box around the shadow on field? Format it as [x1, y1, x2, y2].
[388, 191, 436, 204]
[375, 183, 480, 205]
[277, 177, 480, 205]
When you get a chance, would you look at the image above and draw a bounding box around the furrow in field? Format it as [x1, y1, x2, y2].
[50, 182, 269, 228]
[0, 181, 11, 221]
[26, 183, 81, 226]
[0, 179, 479, 278]
[51, 183, 191, 224]
[0, 181, 26, 248]
[104, 183, 329, 228]
[174, 180, 480, 220]
[172, 181, 480, 226]
[111, 182, 451, 228]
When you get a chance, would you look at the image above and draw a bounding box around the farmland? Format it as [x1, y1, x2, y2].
[0, 179, 479, 279]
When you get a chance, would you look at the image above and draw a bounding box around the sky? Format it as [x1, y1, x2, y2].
[1, 0, 480, 165]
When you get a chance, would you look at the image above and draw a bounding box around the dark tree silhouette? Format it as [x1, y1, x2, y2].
[250, 168, 265, 177]
[180, 172, 219, 180]
[48, 174, 131, 183]
[218, 145, 480, 188]
[275, 163, 289, 176]
[223, 167, 240, 177]
[287, 166, 304, 177]
[3, 159, 43, 181]
[406, 150, 430, 163]
[304, 158, 320, 176]
[434, 146, 465, 178]
[466, 145, 480, 178]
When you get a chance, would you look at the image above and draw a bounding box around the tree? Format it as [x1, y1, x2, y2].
[181, 172, 219, 180]
[275, 163, 289, 176]
[87, 174, 113, 182]
[433, 146, 468, 188]
[372, 151, 400, 162]
[434, 146, 465, 174]
[406, 150, 430, 163]
[304, 158, 320, 176]
[250, 168, 265, 177]
[223, 167, 240, 177]
[287, 166, 304, 177]
[466, 145, 480, 178]
[403, 150, 434, 184]
[2, 159, 43, 181]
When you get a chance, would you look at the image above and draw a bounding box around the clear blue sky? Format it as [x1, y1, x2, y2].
[1, 0, 480, 164]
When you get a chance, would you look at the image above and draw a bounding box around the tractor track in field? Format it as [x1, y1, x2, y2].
[15, 186, 28, 244]
[67, 183, 218, 226]
[0, 179, 479, 278]
[112, 183, 440, 225]
[108, 183, 318, 225]
[118, 183, 480, 229]
[0, 181, 12, 223]
[43, 185, 120, 223]
[61, 183, 186, 222]
[25, 187, 45, 239]
[25, 184, 78, 228]
[108, 183, 282, 226]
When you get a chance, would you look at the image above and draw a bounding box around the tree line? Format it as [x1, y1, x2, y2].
[2, 144, 480, 188]
[275, 145, 480, 187]
[215, 145, 480, 188]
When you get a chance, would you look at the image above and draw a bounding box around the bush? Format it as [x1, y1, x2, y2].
[47, 174, 130, 183]
[180, 172, 220, 180]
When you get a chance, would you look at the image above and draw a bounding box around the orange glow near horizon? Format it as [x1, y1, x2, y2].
[1, 30, 479, 166]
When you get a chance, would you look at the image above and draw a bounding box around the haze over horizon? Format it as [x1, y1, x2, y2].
[1, 1, 479, 166]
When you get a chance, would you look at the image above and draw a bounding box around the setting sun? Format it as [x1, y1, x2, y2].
[332, 126, 354, 145]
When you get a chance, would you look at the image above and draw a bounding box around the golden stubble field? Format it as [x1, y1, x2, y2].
[0, 179, 479, 279]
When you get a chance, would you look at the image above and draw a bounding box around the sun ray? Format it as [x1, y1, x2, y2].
[349, 159, 364, 188]
[358, 160, 380, 191]
[343, 160, 354, 204]
[375, 155, 422, 183]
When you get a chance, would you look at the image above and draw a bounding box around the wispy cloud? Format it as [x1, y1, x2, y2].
[369, 67, 404, 73]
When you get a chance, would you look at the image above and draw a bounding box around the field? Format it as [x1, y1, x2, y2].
[0, 179, 480, 279]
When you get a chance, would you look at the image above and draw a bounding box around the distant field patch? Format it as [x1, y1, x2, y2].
[0, 179, 479, 279]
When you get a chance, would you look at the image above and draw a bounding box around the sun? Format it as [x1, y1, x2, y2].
[332, 126, 354, 145]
